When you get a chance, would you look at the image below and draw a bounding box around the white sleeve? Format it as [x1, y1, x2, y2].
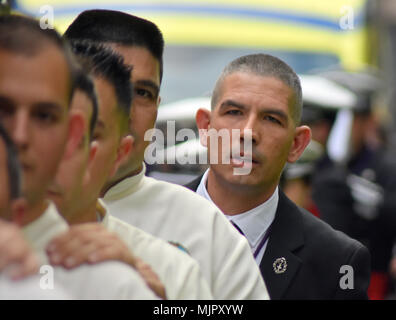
[168, 253, 213, 300]
[107, 215, 213, 300]
[53, 262, 159, 300]
[132, 233, 213, 300]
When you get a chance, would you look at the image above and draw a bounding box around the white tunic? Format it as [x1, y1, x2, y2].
[100, 200, 212, 300]
[103, 165, 269, 300]
[0, 274, 73, 299]
[21, 202, 158, 300]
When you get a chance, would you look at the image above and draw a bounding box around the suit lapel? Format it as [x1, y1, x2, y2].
[187, 176, 305, 299]
[260, 191, 304, 299]
[184, 174, 203, 191]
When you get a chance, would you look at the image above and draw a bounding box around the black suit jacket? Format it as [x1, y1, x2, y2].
[185, 176, 371, 300]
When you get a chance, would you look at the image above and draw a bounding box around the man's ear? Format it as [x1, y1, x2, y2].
[88, 140, 98, 164]
[63, 110, 85, 160]
[86, 140, 98, 173]
[287, 125, 311, 163]
[10, 198, 28, 226]
[196, 108, 211, 147]
[82, 140, 98, 187]
[109, 135, 134, 178]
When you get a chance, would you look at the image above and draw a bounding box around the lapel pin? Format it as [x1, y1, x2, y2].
[273, 257, 287, 274]
[168, 241, 190, 255]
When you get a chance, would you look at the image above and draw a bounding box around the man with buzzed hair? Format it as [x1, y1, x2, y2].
[64, 9, 268, 299]
[0, 14, 157, 299]
[186, 53, 371, 299]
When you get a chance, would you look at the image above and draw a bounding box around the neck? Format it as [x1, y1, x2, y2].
[21, 199, 49, 227]
[206, 170, 277, 215]
[67, 201, 98, 225]
[101, 163, 143, 197]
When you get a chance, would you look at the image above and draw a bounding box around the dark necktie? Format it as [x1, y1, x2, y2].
[230, 220, 245, 236]
[231, 220, 273, 259]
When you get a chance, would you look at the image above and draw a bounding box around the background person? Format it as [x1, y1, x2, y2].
[311, 70, 396, 300]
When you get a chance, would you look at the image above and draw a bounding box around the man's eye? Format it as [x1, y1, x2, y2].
[92, 131, 103, 141]
[0, 105, 13, 117]
[34, 111, 56, 123]
[226, 109, 242, 116]
[135, 88, 153, 99]
[264, 115, 281, 125]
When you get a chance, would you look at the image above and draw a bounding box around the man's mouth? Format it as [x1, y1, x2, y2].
[47, 190, 61, 197]
[230, 155, 259, 167]
[47, 185, 62, 197]
[21, 162, 33, 171]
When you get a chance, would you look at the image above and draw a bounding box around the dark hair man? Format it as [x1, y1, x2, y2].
[64, 9, 268, 299]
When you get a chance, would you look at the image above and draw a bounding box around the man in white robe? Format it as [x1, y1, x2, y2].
[0, 14, 157, 300]
[64, 10, 269, 300]
[45, 42, 212, 299]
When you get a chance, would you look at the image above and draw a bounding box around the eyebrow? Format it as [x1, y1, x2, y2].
[31, 102, 64, 113]
[0, 96, 65, 115]
[135, 79, 160, 98]
[219, 99, 246, 111]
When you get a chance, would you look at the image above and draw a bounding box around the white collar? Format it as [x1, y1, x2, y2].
[197, 169, 278, 248]
[196, 169, 214, 204]
[97, 199, 109, 226]
[103, 163, 146, 201]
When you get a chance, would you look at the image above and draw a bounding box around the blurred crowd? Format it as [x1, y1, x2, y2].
[281, 69, 396, 299]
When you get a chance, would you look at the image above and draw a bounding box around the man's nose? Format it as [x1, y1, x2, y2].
[11, 111, 30, 151]
[240, 116, 260, 145]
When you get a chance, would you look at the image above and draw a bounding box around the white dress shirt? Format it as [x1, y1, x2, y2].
[21, 202, 158, 299]
[99, 200, 213, 300]
[103, 163, 269, 300]
[197, 169, 278, 264]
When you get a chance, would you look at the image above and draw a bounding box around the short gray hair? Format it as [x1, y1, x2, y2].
[211, 53, 303, 124]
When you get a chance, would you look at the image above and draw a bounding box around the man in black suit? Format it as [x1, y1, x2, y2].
[186, 53, 371, 299]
